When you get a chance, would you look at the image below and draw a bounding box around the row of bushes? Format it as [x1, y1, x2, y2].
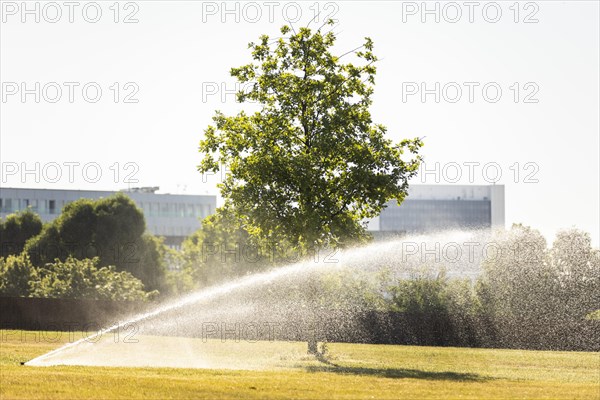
[0, 254, 154, 301]
[132, 225, 598, 350]
[0, 195, 183, 299]
[1, 198, 598, 350]
[234, 225, 598, 350]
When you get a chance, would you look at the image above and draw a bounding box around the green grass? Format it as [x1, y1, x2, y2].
[1, 329, 598, 399]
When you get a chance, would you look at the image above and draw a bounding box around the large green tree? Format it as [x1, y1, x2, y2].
[199, 21, 423, 253]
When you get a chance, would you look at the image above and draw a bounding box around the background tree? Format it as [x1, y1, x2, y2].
[390, 268, 450, 316]
[0, 209, 43, 258]
[93, 194, 146, 268]
[132, 234, 169, 294]
[476, 225, 561, 348]
[550, 228, 600, 317]
[198, 21, 423, 254]
[181, 205, 290, 288]
[388, 267, 480, 347]
[24, 194, 167, 294]
[548, 229, 600, 349]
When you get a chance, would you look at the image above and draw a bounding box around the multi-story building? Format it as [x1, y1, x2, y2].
[0, 187, 216, 247]
[1, 184, 505, 245]
[367, 184, 505, 238]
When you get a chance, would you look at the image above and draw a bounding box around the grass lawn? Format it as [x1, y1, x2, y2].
[1, 329, 598, 399]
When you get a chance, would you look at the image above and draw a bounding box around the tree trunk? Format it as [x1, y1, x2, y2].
[305, 272, 320, 355]
[307, 337, 318, 355]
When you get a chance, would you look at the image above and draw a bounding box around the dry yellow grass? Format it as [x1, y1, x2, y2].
[1, 330, 598, 399]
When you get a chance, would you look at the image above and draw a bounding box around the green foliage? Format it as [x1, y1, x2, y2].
[165, 268, 195, 297]
[386, 268, 480, 345]
[475, 224, 591, 318]
[93, 194, 146, 268]
[476, 225, 553, 319]
[550, 228, 600, 317]
[183, 207, 252, 286]
[0, 253, 153, 301]
[308, 269, 391, 312]
[23, 194, 168, 294]
[25, 194, 145, 267]
[390, 268, 451, 315]
[199, 22, 422, 252]
[0, 209, 43, 258]
[22, 224, 61, 265]
[30, 256, 152, 301]
[0, 253, 36, 296]
[474, 225, 600, 349]
[181, 205, 293, 288]
[160, 243, 195, 296]
[130, 235, 168, 293]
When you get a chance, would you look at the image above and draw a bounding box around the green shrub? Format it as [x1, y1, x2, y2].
[23, 194, 169, 295]
[30, 256, 153, 301]
[0, 253, 36, 296]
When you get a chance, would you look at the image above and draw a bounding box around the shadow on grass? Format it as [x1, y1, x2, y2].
[306, 355, 488, 381]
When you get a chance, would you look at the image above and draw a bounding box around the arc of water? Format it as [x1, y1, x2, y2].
[25, 259, 319, 366]
[25, 231, 485, 366]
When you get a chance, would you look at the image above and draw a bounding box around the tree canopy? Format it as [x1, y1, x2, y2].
[199, 21, 422, 252]
[23, 194, 167, 292]
[0, 209, 43, 258]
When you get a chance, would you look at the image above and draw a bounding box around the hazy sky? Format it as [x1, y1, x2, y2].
[1, 1, 598, 246]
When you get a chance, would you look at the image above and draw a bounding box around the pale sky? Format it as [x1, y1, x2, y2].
[1, 1, 599, 246]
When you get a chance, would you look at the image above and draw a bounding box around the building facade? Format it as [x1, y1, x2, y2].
[0, 187, 217, 247]
[367, 184, 505, 238]
[1, 184, 505, 245]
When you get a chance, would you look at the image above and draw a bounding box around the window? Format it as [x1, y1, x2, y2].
[49, 200, 56, 214]
[38, 200, 47, 214]
[186, 204, 194, 217]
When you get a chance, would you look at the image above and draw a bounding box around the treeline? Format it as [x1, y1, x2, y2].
[158, 215, 600, 350]
[308, 226, 599, 350]
[0, 194, 173, 301]
[1, 197, 599, 351]
[0, 195, 272, 300]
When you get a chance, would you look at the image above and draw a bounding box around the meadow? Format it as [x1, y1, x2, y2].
[1, 329, 598, 399]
